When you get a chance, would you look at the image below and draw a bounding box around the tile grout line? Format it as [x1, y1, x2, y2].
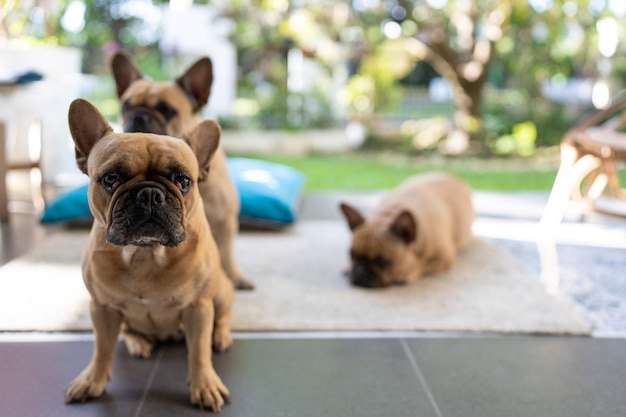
[400, 339, 444, 417]
[132, 347, 165, 417]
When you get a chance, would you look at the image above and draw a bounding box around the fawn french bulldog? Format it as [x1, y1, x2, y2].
[64, 99, 233, 411]
[340, 173, 474, 288]
[111, 51, 252, 290]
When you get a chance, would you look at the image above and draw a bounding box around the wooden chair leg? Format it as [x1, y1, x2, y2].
[584, 170, 608, 204]
[538, 145, 577, 293]
[537, 239, 560, 295]
[0, 121, 8, 223]
[575, 166, 601, 200]
[27, 118, 45, 211]
[539, 145, 601, 292]
[540, 145, 582, 229]
[603, 158, 622, 197]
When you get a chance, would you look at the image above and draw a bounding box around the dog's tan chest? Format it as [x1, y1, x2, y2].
[96, 269, 197, 310]
[116, 295, 187, 338]
[122, 245, 167, 268]
[87, 245, 205, 336]
[101, 270, 195, 338]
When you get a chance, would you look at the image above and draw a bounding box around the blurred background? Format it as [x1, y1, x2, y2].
[1, 0, 626, 191]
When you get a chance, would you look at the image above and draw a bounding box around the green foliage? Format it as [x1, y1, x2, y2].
[483, 93, 577, 156]
[5, 0, 626, 157]
[361, 130, 415, 153]
[366, 83, 577, 156]
[130, 50, 170, 80]
[82, 74, 119, 121]
[343, 39, 412, 113]
[493, 122, 537, 157]
[220, 1, 343, 130]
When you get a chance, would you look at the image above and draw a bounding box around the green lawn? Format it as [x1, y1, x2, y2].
[236, 153, 569, 191]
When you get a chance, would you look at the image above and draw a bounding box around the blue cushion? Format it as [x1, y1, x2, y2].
[40, 183, 91, 224]
[228, 157, 306, 228]
[41, 158, 306, 229]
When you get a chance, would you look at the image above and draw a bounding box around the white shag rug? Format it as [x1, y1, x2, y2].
[0, 220, 591, 335]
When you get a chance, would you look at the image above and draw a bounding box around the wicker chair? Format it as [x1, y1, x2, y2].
[542, 92, 626, 224]
[0, 119, 44, 223]
[539, 92, 626, 292]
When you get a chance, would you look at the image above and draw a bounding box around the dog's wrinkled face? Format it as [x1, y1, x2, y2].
[111, 51, 213, 138]
[68, 98, 221, 248]
[119, 80, 193, 137]
[340, 203, 422, 288]
[88, 135, 195, 247]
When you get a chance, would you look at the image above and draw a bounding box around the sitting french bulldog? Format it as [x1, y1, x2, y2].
[340, 173, 474, 288]
[110, 51, 252, 290]
[64, 99, 233, 412]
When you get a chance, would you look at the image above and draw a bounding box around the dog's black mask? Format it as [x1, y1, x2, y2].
[348, 262, 388, 288]
[106, 182, 185, 247]
[123, 107, 168, 136]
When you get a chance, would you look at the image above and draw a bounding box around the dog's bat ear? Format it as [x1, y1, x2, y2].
[68, 99, 113, 174]
[339, 203, 365, 232]
[390, 211, 417, 244]
[111, 51, 144, 98]
[176, 57, 213, 112]
[184, 120, 221, 182]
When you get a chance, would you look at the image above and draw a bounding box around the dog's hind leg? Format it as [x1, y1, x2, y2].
[211, 275, 234, 353]
[213, 215, 254, 290]
[425, 244, 456, 274]
[121, 324, 155, 358]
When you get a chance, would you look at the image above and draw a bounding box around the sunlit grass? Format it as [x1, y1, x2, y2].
[235, 152, 626, 192]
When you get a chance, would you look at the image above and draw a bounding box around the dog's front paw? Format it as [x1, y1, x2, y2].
[65, 366, 110, 403]
[190, 369, 230, 412]
[233, 276, 254, 291]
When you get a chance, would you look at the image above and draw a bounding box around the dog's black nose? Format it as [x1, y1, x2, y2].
[126, 112, 150, 131]
[350, 264, 383, 288]
[124, 109, 167, 135]
[136, 187, 165, 208]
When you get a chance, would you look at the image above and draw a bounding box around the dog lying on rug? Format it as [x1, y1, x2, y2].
[340, 173, 474, 288]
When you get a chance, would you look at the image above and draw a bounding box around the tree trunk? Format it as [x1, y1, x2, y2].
[444, 76, 486, 154]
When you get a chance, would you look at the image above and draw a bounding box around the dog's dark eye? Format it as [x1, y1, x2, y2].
[350, 250, 369, 265]
[100, 173, 123, 192]
[172, 173, 192, 194]
[155, 101, 177, 121]
[373, 256, 391, 270]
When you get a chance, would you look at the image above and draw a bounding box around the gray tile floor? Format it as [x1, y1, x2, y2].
[1, 334, 625, 417]
[2, 191, 626, 416]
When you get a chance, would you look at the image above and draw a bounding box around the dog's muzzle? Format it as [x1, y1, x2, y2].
[107, 183, 185, 247]
[349, 264, 385, 288]
[124, 108, 167, 135]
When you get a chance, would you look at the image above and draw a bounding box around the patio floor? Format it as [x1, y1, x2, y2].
[1, 190, 626, 416]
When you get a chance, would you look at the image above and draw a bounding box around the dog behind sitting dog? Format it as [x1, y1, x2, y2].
[340, 173, 474, 288]
[111, 51, 252, 290]
[64, 99, 233, 412]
